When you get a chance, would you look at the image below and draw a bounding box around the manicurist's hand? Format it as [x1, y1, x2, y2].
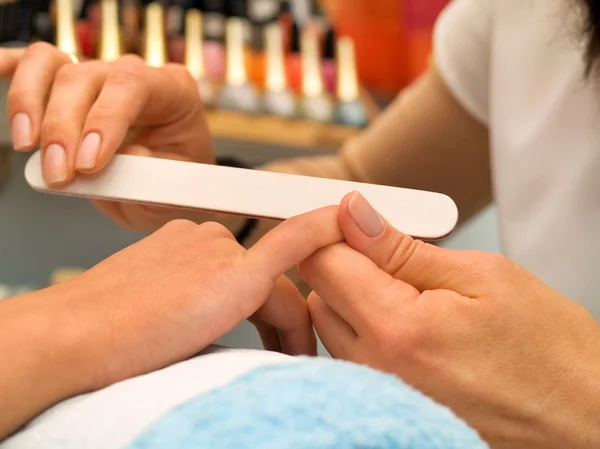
[299, 192, 600, 449]
[0, 44, 213, 230]
[0, 210, 344, 439]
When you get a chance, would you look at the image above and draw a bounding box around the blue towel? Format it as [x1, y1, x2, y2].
[128, 357, 488, 449]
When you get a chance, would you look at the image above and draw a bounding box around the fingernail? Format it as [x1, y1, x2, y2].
[76, 132, 101, 169]
[11, 113, 32, 150]
[348, 191, 384, 237]
[44, 144, 68, 184]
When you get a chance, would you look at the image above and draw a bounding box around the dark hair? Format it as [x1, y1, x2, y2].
[582, 0, 600, 73]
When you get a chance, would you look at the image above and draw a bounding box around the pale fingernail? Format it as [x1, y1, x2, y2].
[348, 191, 384, 237]
[76, 132, 101, 169]
[44, 144, 68, 184]
[11, 113, 32, 150]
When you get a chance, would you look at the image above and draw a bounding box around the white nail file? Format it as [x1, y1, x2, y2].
[24, 150, 458, 240]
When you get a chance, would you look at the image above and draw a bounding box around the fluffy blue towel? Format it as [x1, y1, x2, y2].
[128, 358, 488, 449]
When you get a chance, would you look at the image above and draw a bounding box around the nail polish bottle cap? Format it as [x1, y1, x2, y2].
[225, 0, 247, 18]
[248, 0, 279, 25]
[290, 0, 311, 25]
[201, 0, 225, 14]
[323, 26, 335, 60]
[290, 20, 300, 53]
[279, 0, 291, 15]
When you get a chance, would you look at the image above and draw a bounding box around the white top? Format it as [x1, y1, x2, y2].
[434, 0, 600, 317]
[1, 346, 297, 449]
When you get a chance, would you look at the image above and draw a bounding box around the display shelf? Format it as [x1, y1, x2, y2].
[206, 109, 359, 151]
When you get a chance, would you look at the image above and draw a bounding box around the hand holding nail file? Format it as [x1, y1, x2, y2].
[24, 150, 458, 240]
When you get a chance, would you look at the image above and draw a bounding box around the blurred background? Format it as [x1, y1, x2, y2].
[0, 0, 499, 354]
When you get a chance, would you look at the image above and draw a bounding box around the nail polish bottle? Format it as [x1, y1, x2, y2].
[166, 0, 187, 62]
[166, 0, 185, 38]
[73, 0, 97, 57]
[225, 0, 251, 44]
[33, 0, 53, 43]
[285, 0, 311, 94]
[122, 0, 141, 53]
[185, 8, 215, 105]
[217, 17, 260, 113]
[200, 0, 226, 81]
[335, 36, 367, 127]
[247, 0, 280, 91]
[277, 0, 292, 53]
[98, 0, 122, 61]
[143, 2, 167, 67]
[55, 0, 81, 60]
[285, 21, 301, 92]
[321, 26, 336, 94]
[225, 0, 257, 87]
[262, 23, 296, 117]
[299, 27, 333, 122]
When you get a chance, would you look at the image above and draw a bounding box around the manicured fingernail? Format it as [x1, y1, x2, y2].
[11, 113, 32, 150]
[44, 144, 68, 184]
[348, 191, 384, 237]
[76, 132, 101, 169]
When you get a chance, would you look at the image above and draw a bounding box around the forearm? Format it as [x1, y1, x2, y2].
[0, 289, 89, 439]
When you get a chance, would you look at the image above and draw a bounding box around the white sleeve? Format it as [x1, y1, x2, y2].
[433, 0, 492, 125]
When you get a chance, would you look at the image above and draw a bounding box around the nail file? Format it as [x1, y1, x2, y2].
[24, 150, 458, 240]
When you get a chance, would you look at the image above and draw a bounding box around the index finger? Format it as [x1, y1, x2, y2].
[244, 205, 344, 280]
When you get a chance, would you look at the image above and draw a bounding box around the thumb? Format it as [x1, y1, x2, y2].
[339, 191, 470, 292]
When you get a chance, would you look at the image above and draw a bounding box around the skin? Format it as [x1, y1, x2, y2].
[301, 192, 600, 449]
[0, 206, 346, 439]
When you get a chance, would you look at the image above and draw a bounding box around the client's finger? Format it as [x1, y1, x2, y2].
[298, 242, 420, 336]
[249, 275, 317, 356]
[306, 291, 356, 359]
[245, 205, 343, 281]
[7, 42, 74, 151]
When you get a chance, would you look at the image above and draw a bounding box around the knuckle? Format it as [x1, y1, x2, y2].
[161, 219, 197, 234]
[40, 116, 69, 139]
[87, 105, 117, 123]
[107, 57, 146, 85]
[197, 221, 234, 239]
[477, 252, 514, 280]
[384, 233, 425, 276]
[54, 63, 82, 85]
[24, 41, 58, 59]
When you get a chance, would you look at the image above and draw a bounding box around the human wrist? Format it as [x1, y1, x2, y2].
[26, 286, 100, 397]
[0, 287, 97, 435]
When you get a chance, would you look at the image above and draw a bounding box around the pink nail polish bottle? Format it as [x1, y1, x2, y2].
[200, 0, 226, 82]
[321, 27, 336, 94]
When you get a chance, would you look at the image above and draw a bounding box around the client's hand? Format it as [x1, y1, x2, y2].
[0, 211, 344, 438]
[0, 44, 213, 230]
[299, 192, 600, 449]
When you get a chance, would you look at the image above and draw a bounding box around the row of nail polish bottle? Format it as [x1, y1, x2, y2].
[6, 0, 368, 127]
